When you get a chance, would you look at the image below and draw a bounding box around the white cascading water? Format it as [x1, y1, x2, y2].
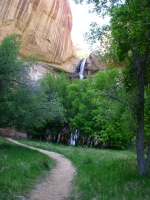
[78, 58, 86, 79]
[70, 130, 79, 145]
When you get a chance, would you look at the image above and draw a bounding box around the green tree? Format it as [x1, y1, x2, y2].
[73, 0, 150, 174]
[0, 34, 66, 138]
[39, 71, 70, 138]
[0, 34, 31, 127]
[92, 69, 135, 149]
[40, 71, 70, 109]
[110, 0, 150, 174]
[66, 71, 133, 148]
[67, 78, 96, 144]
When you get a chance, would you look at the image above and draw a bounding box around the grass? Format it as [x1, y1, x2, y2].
[0, 136, 54, 200]
[13, 138, 150, 200]
[0, 139, 150, 200]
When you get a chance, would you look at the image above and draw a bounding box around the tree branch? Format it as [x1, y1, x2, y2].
[92, 92, 136, 113]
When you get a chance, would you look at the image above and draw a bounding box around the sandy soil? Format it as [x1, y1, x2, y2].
[6, 138, 76, 200]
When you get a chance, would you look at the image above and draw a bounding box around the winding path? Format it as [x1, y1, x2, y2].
[7, 138, 76, 200]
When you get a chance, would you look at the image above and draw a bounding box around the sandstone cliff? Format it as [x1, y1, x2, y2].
[86, 50, 106, 73]
[0, 0, 73, 72]
[0, 0, 105, 77]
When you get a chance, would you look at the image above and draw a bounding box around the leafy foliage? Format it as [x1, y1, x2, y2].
[66, 70, 135, 149]
[0, 34, 65, 138]
[39, 71, 70, 136]
[0, 34, 31, 127]
[67, 79, 96, 137]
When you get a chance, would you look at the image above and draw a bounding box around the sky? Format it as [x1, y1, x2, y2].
[69, 0, 110, 51]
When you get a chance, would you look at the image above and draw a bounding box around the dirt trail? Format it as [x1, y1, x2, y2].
[7, 138, 76, 200]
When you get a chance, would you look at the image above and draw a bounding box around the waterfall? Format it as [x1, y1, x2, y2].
[78, 58, 86, 79]
[70, 130, 79, 145]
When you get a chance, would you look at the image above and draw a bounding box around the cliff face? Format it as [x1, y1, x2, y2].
[0, 0, 73, 65]
[86, 50, 106, 73]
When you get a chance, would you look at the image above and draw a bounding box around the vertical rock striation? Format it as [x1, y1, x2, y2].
[0, 0, 73, 64]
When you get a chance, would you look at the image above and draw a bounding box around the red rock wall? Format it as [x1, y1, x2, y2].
[0, 0, 73, 64]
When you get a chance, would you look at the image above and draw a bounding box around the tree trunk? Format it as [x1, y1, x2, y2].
[136, 113, 145, 174]
[136, 59, 146, 174]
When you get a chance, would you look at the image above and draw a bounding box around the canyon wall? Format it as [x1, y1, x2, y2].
[0, 0, 104, 77]
[0, 0, 74, 73]
[86, 50, 105, 73]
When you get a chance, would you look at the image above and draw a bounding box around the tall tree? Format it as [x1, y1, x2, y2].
[92, 69, 135, 149]
[67, 78, 95, 140]
[73, 0, 150, 174]
[109, 0, 150, 174]
[39, 71, 70, 137]
[0, 34, 31, 127]
[0, 34, 65, 137]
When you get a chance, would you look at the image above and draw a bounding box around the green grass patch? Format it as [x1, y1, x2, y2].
[0, 136, 53, 200]
[15, 138, 150, 200]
